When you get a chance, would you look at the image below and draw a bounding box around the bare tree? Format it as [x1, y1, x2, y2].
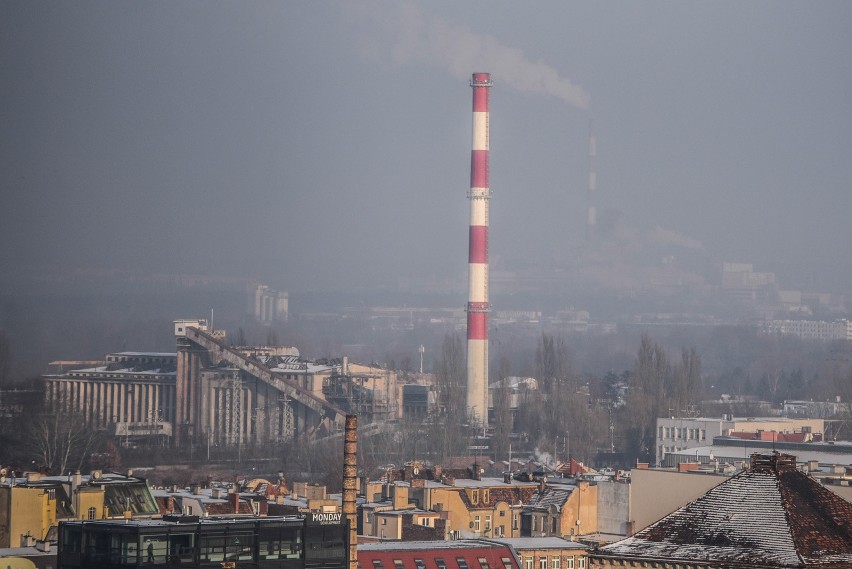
[669, 347, 702, 412]
[426, 334, 472, 462]
[27, 408, 102, 475]
[491, 357, 513, 464]
[622, 334, 670, 463]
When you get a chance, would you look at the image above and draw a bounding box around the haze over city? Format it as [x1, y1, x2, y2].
[5, 7, 852, 567]
[2, 1, 851, 295]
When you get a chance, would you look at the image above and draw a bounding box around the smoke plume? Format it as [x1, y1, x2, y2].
[345, 1, 591, 110]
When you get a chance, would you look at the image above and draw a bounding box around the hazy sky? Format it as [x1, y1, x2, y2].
[3, 1, 851, 294]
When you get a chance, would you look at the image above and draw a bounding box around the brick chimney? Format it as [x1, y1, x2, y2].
[228, 492, 239, 513]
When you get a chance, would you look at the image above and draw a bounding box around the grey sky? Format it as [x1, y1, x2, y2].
[2, 1, 851, 293]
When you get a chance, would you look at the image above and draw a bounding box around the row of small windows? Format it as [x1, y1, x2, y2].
[524, 555, 586, 569]
[658, 427, 706, 441]
[367, 557, 514, 569]
[524, 557, 585, 569]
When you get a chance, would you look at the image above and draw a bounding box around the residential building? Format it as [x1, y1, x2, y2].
[521, 480, 597, 539]
[0, 471, 157, 548]
[357, 539, 521, 569]
[486, 537, 588, 569]
[367, 466, 539, 540]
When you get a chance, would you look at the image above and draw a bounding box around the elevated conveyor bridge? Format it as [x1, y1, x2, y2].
[174, 323, 347, 444]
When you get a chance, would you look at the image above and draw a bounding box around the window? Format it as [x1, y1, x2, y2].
[472, 490, 479, 504]
[483, 490, 489, 503]
[551, 557, 560, 569]
[658, 426, 663, 438]
[436, 558, 447, 569]
[578, 558, 585, 569]
[381, 518, 387, 525]
[394, 559, 405, 569]
[499, 510, 505, 517]
[457, 558, 470, 569]
[512, 515, 519, 530]
[524, 559, 533, 569]
[485, 515, 492, 531]
[87, 507, 97, 520]
[478, 557, 490, 569]
[501, 558, 513, 569]
[566, 557, 574, 569]
[374, 561, 385, 569]
[551, 517, 557, 534]
[539, 557, 547, 569]
[474, 516, 481, 532]
[415, 560, 426, 569]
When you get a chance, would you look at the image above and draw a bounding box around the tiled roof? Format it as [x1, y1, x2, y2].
[599, 453, 852, 567]
[357, 539, 521, 569]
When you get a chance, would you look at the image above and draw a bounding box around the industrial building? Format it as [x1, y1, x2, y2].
[764, 318, 852, 341]
[655, 416, 824, 466]
[253, 284, 289, 323]
[43, 320, 401, 448]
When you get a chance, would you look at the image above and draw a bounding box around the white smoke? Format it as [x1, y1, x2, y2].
[533, 448, 556, 467]
[649, 226, 704, 250]
[344, 1, 591, 110]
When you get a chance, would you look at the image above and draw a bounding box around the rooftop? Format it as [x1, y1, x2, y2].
[600, 453, 852, 567]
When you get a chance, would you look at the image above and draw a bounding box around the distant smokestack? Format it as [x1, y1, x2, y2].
[466, 72, 492, 425]
[586, 119, 597, 245]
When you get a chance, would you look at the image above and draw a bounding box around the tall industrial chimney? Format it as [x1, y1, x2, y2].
[466, 72, 492, 425]
[342, 415, 358, 569]
[585, 119, 597, 245]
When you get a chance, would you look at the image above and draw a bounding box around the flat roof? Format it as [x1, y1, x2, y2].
[61, 515, 306, 529]
[484, 537, 587, 551]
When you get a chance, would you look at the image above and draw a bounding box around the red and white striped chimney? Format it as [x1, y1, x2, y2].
[466, 72, 492, 425]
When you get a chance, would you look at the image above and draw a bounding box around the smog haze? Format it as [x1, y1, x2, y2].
[2, 1, 852, 294]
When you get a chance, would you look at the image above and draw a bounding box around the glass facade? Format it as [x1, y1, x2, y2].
[59, 516, 347, 569]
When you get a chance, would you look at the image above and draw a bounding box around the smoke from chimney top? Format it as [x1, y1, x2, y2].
[346, 1, 591, 110]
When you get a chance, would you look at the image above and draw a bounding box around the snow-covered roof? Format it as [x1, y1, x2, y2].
[600, 453, 852, 567]
[486, 537, 586, 551]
